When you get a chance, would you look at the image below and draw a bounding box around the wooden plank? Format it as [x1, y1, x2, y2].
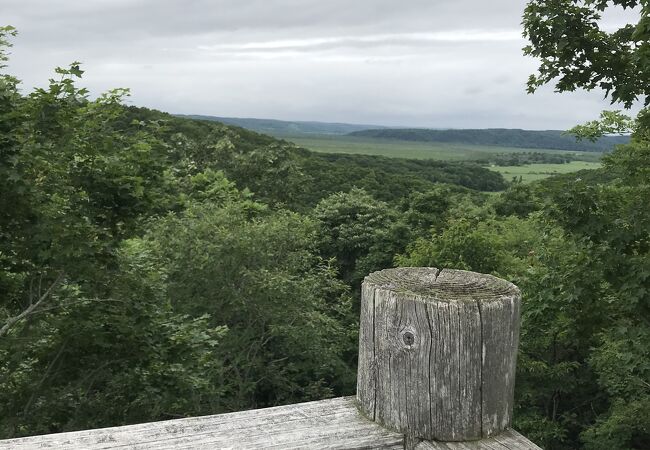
[414, 428, 542, 450]
[0, 397, 539, 450]
[0, 397, 404, 450]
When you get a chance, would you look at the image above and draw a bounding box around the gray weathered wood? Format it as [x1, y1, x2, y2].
[0, 396, 540, 450]
[415, 428, 542, 449]
[357, 268, 522, 442]
[0, 397, 403, 450]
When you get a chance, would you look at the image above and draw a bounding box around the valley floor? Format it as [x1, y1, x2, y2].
[488, 161, 602, 183]
[276, 133, 603, 184]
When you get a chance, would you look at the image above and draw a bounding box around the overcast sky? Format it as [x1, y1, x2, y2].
[1, 0, 641, 129]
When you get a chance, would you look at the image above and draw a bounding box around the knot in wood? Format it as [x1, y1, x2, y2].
[399, 327, 418, 349]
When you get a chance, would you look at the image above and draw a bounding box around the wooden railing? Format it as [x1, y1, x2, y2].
[0, 268, 540, 449]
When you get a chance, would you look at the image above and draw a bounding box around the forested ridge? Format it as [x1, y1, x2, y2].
[177, 114, 388, 135]
[122, 108, 507, 208]
[349, 128, 629, 152]
[2, 1, 650, 447]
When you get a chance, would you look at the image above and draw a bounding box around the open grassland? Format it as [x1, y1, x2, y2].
[278, 133, 602, 162]
[489, 161, 602, 182]
[275, 133, 604, 185]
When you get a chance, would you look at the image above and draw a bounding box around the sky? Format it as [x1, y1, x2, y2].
[1, 0, 641, 129]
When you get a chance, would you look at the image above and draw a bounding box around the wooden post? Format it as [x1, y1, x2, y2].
[357, 267, 521, 442]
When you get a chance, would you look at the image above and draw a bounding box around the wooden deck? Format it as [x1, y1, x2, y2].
[0, 397, 540, 449]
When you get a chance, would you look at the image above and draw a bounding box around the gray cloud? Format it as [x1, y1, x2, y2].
[0, 0, 641, 129]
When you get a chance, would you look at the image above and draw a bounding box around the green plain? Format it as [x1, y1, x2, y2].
[275, 133, 603, 184]
[488, 161, 602, 182]
[277, 133, 602, 162]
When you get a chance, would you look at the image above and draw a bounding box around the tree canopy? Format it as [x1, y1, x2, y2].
[523, 0, 648, 108]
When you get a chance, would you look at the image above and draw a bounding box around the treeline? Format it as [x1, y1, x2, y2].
[1, 26, 649, 450]
[471, 151, 598, 167]
[296, 151, 506, 204]
[350, 128, 629, 152]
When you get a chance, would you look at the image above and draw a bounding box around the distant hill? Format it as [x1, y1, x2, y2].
[349, 128, 629, 152]
[176, 115, 389, 135]
[175, 115, 628, 152]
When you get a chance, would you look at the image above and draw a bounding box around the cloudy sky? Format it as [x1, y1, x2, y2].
[1, 0, 640, 129]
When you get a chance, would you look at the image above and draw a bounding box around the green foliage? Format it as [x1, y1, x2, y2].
[312, 188, 406, 290]
[491, 183, 541, 218]
[0, 243, 226, 436]
[398, 215, 544, 276]
[602, 137, 650, 183]
[522, 5, 650, 445]
[539, 144, 650, 449]
[0, 30, 233, 437]
[0, 26, 17, 64]
[209, 135, 308, 207]
[523, 0, 648, 107]
[399, 185, 460, 236]
[139, 201, 357, 409]
[581, 399, 650, 450]
[569, 110, 636, 142]
[300, 152, 507, 206]
[90, 108, 508, 209]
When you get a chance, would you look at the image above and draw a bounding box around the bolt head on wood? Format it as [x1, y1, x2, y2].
[356, 268, 522, 442]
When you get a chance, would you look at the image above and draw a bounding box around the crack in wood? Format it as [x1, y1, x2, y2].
[476, 298, 484, 439]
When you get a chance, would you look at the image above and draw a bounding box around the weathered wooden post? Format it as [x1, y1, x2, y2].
[357, 267, 521, 443]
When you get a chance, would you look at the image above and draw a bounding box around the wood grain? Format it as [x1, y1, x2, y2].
[357, 268, 522, 441]
[415, 428, 542, 449]
[0, 397, 403, 450]
[0, 397, 540, 449]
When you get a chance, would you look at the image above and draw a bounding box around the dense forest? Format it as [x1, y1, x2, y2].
[349, 128, 630, 152]
[1, 0, 649, 448]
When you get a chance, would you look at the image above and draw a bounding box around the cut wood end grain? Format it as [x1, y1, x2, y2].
[364, 267, 520, 304]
